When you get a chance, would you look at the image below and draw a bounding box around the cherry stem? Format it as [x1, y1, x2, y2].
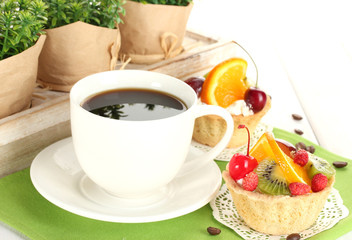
[234, 41, 259, 88]
[238, 124, 250, 156]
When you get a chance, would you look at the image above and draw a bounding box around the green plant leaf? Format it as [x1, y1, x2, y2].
[130, 0, 192, 5]
[43, 0, 125, 29]
[0, 0, 48, 60]
[52, 16, 58, 27]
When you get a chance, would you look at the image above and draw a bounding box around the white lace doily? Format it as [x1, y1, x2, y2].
[210, 184, 349, 240]
[191, 122, 273, 161]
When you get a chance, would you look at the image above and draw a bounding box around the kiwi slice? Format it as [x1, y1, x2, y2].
[255, 158, 290, 196]
[306, 155, 335, 179]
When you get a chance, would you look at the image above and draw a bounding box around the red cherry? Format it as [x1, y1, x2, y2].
[245, 87, 267, 113]
[184, 77, 205, 97]
[228, 125, 258, 180]
[229, 153, 258, 180]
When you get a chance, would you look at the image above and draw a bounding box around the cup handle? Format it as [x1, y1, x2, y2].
[178, 104, 234, 177]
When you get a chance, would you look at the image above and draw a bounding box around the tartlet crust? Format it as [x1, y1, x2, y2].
[222, 170, 335, 235]
[192, 96, 271, 149]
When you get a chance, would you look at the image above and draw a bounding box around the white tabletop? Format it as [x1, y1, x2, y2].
[1, 0, 351, 239]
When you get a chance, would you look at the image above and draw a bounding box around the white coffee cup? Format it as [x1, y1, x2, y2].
[70, 70, 234, 198]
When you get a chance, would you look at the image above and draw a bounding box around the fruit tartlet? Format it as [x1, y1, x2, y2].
[223, 126, 335, 235]
[185, 58, 271, 149]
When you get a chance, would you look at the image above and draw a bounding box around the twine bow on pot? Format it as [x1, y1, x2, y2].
[160, 32, 184, 60]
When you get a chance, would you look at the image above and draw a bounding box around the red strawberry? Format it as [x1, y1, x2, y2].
[289, 182, 311, 195]
[242, 171, 258, 191]
[311, 173, 328, 192]
[293, 149, 309, 167]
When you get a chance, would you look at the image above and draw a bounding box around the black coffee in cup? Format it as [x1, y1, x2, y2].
[82, 89, 187, 121]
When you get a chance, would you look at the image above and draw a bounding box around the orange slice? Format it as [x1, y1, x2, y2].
[249, 133, 276, 163]
[264, 132, 311, 185]
[200, 58, 248, 108]
[250, 132, 311, 185]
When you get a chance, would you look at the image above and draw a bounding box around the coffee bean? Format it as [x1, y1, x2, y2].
[295, 142, 307, 150]
[333, 161, 348, 168]
[286, 233, 301, 240]
[292, 114, 303, 120]
[294, 129, 304, 135]
[306, 145, 315, 154]
[207, 227, 221, 235]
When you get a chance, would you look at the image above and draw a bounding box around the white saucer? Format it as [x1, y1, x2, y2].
[30, 137, 222, 223]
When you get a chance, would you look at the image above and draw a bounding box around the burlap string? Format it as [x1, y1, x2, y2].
[110, 42, 118, 71]
[109, 31, 121, 70]
[116, 32, 183, 68]
[118, 31, 206, 65]
[116, 55, 132, 70]
[160, 32, 184, 59]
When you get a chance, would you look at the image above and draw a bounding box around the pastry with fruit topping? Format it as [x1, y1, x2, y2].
[185, 58, 271, 149]
[222, 125, 335, 235]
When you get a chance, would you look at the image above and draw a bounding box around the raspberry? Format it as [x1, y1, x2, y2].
[289, 182, 311, 195]
[311, 173, 328, 192]
[242, 171, 258, 191]
[293, 149, 309, 167]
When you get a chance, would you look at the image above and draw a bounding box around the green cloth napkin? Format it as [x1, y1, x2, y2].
[0, 128, 351, 240]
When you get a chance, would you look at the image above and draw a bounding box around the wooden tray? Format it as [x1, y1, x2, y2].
[0, 31, 250, 178]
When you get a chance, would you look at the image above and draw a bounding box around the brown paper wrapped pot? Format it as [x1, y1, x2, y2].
[0, 35, 46, 119]
[37, 21, 121, 92]
[119, 1, 193, 64]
